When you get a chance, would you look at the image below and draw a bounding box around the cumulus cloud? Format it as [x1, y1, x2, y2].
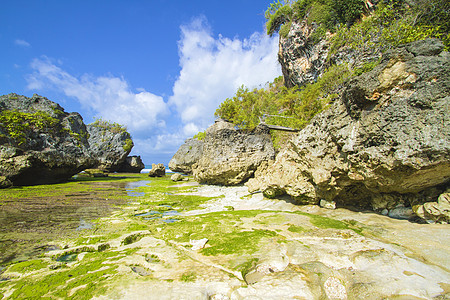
[169, 16, 282, 134]
[15, 39, 31, 47]
[26, 57, 168, 134]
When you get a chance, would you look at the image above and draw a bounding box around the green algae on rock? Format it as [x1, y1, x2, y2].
[1, 175, 449, 299]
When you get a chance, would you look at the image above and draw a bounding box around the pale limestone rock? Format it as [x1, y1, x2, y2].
[192, 120, 275, 186]
[171, 173, 184, 182]
[248, 39, 450, 217]
[320, 199, 336, 210]
[148, 163, 165, 177]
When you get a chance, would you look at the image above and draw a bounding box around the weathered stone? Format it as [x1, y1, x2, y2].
[320, 199, 336, 210]
[416, 190, 450, 223]
[192, 120, 276, 186]
[248, 39, 450, 216]
[83, 169, 108, 178]
[279, 20, 380, 88]
[117, 156, 145, 173]
[87, 122, 133, 172]
[170, 173, 184, 182]
[169, 138, 203, 174]
[388, 205, 414, 220]
[0, 93, 95, 186]
[148, 163, 165, 177]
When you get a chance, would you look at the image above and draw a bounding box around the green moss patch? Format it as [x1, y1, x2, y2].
[9, 251, 120, 299]
[287, 225, 307, 233]
[7, 259, 48, 273]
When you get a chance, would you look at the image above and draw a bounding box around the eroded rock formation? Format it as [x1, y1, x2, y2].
[117, 155, 145, 173]
[248, 39, 450, 217]
[148, 163, 165, 177]
[168, 138, 203, 174]
[87, 122, 133, 172]
[0, 94, 95, 186]
[192, 119, 276, 185]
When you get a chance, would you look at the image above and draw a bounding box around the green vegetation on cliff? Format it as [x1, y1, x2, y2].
[90, 118, 128, 134]
[214, 64, 351, 148]
[266, 0, 366, 37]
[0, 110, 59, 145]
[212, 0, 449, 149]
[266, 0, 449, 48]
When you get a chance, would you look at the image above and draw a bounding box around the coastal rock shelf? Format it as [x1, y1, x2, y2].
[1, 176, 448, 299]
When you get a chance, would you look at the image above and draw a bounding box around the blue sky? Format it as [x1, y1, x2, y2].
[1, 0, 282, 165]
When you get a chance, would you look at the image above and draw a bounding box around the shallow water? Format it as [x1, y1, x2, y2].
[125, 180, 151, 197]
[0, 178, 132, 266]
[135, 206, 180, 222]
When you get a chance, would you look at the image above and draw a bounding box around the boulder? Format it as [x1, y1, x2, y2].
[168, 138, 203, 174]
[192, 119, 276, 185]
[414, 190, 450, 223]
[148, 163, 165, 177]
[117, 155, 145, 173]
[170, 173, 184, 182]
[247, 39, 450, 214]
[0, 93, 95, 186]
[87, 120, 133, 172]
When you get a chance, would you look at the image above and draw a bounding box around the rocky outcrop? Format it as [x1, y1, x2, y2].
[279, 18, 381, 88]
[168, 138, 203, 174]
[248, 39, 450, 217]
[117, 156, 145, 173]
[148, 163, 165, 177]
[279, 20, 330, 88]
[0, 93, 95, 186]
[192, 119, 276, 185]
[87, 121, 133, 172]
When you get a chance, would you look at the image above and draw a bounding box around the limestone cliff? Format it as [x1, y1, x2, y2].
[248, 39, 450, 219]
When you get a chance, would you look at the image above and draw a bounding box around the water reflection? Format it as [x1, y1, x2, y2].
[125, 180, 151, 197]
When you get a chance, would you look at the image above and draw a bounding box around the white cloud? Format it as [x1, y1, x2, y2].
[169, 16, 281, 131]
[15, 39, 31, 47]
[26, 57, 168, 134]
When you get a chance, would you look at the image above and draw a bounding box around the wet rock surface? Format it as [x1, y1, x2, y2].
[0, 175, 133, 265]
[248, 39, 450, 218]
[0, 178, 448, 299]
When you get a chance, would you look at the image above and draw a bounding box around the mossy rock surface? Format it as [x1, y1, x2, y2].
[0, 175, 448, 299]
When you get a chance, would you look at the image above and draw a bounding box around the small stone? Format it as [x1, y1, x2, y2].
[131, 266, 152, 276]
[83, 169, 108, 177]
[388, 206, 414, 220]
[320, 199, 336, 210]
[171, 173, 184, 182]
